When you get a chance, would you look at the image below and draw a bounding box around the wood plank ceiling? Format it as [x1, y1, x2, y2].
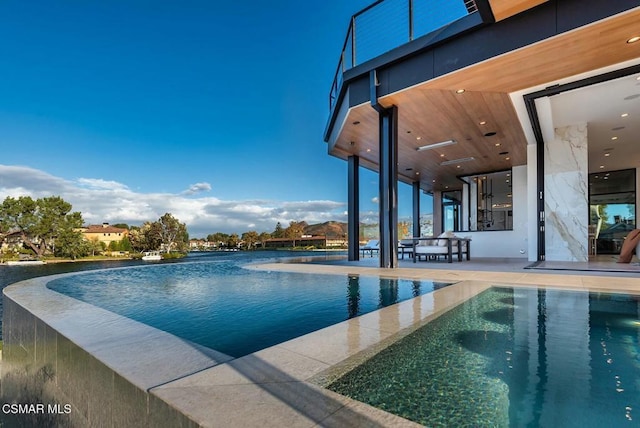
[329, 6, 640, 193]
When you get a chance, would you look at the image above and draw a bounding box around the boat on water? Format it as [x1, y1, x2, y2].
[141, 251, 162, 261]
[6, 260, 46, 266]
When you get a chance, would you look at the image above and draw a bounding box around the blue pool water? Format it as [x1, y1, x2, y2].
[328, 287, 640, 427]
[47, 252, 450, 357]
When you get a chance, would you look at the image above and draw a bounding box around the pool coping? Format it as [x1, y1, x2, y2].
[3, 262, 640, 427]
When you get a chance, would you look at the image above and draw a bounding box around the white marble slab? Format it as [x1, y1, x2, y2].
[545, 123, 588, 261]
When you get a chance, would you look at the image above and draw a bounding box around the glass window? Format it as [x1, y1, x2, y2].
[442, 190, 462, 232]
[462, 170, 512, 231]
[589, 169, 636, 254]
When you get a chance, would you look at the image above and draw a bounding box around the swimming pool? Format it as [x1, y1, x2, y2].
[328, 286, 640, 427]
[48, 257, 451, 357]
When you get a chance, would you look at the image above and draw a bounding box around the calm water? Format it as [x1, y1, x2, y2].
[42, 251, 450, 357]
[329, 287, 640, 427]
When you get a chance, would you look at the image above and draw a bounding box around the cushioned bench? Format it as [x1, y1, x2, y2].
[412, 233, 471, 263]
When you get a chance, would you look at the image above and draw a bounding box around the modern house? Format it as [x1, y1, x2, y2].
[324, 0, 640, 267]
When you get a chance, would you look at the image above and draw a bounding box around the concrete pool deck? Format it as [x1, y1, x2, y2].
[3, 259, 640, 427]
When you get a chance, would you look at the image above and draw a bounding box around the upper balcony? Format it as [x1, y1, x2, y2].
[328, 0, 483, 113]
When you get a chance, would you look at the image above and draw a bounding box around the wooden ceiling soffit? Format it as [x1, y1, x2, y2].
[488, 0, 548, 22]
[404, 7, 640, 93]
[330, 87, 527, 192]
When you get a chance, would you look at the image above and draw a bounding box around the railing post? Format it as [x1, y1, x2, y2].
[408, 0, 414, 41]
[351, 16, 356, 67]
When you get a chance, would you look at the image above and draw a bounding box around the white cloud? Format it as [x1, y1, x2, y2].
[76, 178, 130, 191]
[182, 182, 212, 195]
[0, 165, 347, 237]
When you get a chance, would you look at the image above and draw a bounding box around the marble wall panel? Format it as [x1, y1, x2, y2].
[544, 123, 588, 261]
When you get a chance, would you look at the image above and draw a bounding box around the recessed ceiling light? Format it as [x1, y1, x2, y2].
[506, 179, 510, 183]
[604, 176, 609, 180]
[600, 165, 605, 169]
[416, 136, 422, 140]
[479, 121, 487, 125]
[456, 89, 465, 94]
[627, 36, 640, 44]
[621, 113, 629, 117]
[612, 136, 618, 140]
[440, 154, 445, 157]
[456, 165, 461, 168]
[495, 143, 501, 147]
[505, 157, 510, 160]
[416, 172, 420, 175]
[432, 179, 436, 183]
[445, 186, 449, 189]
[604, 153, 610, 157]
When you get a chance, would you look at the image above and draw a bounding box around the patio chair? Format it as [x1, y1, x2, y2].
[399, 239, 414, 259]
[360, 240, 379, 257]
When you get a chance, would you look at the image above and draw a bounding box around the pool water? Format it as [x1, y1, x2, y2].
[328, 287, 640, 427]
[48, 256, 450, 357]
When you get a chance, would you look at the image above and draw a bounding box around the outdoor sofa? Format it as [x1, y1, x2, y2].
[412, 231, 471, 263]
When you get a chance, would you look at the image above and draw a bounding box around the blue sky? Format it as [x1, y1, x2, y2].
[0, 0, 425, 236]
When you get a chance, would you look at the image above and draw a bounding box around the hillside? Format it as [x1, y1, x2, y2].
[303, 221, 348, 238]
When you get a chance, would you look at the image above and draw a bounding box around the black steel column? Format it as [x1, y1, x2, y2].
[412, 181, 421, 238]
[378, 105, 399, 268]
[348, 155, 360, 261]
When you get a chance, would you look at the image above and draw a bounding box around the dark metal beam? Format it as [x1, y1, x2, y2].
[378, 105, 399, 268]
[412, 181, 421, 238]
[348, 155, 360, 261]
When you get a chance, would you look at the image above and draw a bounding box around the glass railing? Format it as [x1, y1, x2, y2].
[329, 0, 478, 111]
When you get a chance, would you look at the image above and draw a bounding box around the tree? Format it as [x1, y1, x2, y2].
[241, 231, 259, 250]
[227, 233, 239, 249]
[0, 196, 83, 257]
[207, 232, 229, 248]
[148, 213, 189, 253]
[285, 221, 306, 247]
[53, 212, 87, 259]
[87, 236, 104, 256]
[272, 222, 285, 238]
[258, 232, 271, 248]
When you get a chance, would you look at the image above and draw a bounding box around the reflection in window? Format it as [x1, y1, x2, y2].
[589, 169, 636, 254]
[463, 170, 512, 231]
[442, 190, 462, 232]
